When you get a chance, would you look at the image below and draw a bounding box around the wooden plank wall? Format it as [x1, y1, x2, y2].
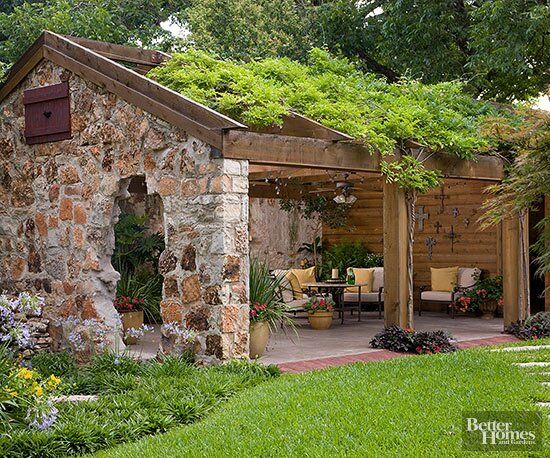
[324, 177, 501, 308]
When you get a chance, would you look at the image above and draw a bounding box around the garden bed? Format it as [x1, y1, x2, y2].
[0, 352, 278, 458]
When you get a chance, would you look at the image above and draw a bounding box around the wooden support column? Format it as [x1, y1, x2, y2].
[383, 181, 409, 327]
[502, 216, 521, 326]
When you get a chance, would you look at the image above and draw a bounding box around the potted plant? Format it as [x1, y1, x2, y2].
[304, 296, 335, 330]
[248, 258, 291, 359]
[454, 276, 503, 319]
[114, 295, 144, 344]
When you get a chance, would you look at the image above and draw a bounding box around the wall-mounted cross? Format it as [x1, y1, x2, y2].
[415, 205, 429, 231]
[444, 225, 461, 252]
[425, 236, 437, 260]
[434, 186, 449, 214]
[452, 207, 459, 218]
[434, 221, 443, 234]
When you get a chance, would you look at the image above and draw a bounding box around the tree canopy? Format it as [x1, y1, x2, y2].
[1, 1, 548, 103]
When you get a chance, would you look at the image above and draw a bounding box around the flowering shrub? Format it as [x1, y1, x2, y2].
[370, 326, 457, 354]
[452, 276, 503, 313]
[506, 312, 550, 340]
[304, 296, 335, 314]
[1, 357, 61, 431]
[124, 323, 153, 340]
[161, 321, 196, 342]
[0, 292, 43, 351]
[114, 295, 144, 313]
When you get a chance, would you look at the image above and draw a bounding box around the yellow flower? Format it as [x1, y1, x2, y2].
[47, 374, 61, 389]
[17, 368, 34, 380]
[32, 384, 43, 397]
[5, 389, 17, 397]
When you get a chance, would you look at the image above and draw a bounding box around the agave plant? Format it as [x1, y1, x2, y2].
[249, 258, 294, 332]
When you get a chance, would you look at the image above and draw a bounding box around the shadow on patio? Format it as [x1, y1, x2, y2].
[261, 311, 504, 365]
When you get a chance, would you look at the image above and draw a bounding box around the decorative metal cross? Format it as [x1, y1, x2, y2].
[415, 205, 429, 231]
[434, 221, 443, 234]
[445, 225, 461, 252]
[452, 207, 459, 218]
[425, 237, 437, 260]
[434, 186, 449, 214]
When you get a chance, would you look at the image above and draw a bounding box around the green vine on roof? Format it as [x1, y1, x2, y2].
[149, 48, 508, 156]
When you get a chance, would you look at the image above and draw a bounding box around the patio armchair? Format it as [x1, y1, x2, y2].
[271, 269, 311, 314]
[419, 267, 480, 318]
[343, 267, 384, 319]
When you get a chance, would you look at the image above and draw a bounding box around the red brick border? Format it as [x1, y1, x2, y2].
[277, 335, 519, 373]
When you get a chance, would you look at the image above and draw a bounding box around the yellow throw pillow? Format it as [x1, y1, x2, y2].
[431, 266, 459, 292]
[345, 268, 374, 293]
[291, 267, 316, 288]
[285, 271, 303, 300]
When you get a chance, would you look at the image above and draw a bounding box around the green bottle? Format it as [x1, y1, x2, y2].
[346, 268, 355, 285]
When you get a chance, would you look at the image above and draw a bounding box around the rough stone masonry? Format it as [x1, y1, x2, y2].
[0, 60, 250, 362]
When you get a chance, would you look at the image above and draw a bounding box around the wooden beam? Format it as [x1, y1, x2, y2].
[224, 130, 381, 173]
[502, 215, 520, 326]
[383, 181, 409, 327]
[255, 112, 353, 141]
[0, 33, 44, 101]
[225, 130, 504, 180]
[63, 35, 170, 67]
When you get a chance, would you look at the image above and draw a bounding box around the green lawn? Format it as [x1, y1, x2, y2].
[94, 342, 550, 457]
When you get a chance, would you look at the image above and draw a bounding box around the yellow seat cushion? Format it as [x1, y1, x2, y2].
[431, 266, 459, 292]
[285, 271, 304, 300]
[345, 268, 374, 293]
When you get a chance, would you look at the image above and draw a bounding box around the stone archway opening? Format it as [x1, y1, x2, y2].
[112, 175, 165, 356]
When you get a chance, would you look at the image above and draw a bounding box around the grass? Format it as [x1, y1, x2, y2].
[0, 352, 278, 458]
[93, 341, 550, 457]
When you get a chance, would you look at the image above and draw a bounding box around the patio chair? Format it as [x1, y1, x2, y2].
[271, 269, 311, 314]
[343, 267, 384, 319]
[419, 267, 480, 318]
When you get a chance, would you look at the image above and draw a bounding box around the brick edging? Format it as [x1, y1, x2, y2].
[277, 334, 520, 373]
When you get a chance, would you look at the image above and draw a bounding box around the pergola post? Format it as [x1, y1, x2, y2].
[383, 181, 409, 327]
[502, 215, 521, 326]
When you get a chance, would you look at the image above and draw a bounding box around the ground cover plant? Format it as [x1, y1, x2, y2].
[0, 351, 278, 458]
[94, 341, 550, 457]
[370, 325, 457, 354]
[506, 312, 550, 340]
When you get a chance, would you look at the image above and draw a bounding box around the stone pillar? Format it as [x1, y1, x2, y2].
[156, 156, 250, 362]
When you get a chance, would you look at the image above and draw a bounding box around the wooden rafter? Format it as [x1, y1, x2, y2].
[62, 35, 171, 69]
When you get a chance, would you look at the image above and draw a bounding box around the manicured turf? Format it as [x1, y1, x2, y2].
[95, 342, 550, 457]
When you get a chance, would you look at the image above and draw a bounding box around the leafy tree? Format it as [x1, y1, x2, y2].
[0, 0, 177, 68]
[480, 109, 550, 319]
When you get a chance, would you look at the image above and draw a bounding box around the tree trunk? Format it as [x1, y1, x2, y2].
[405, 189, 417, 329]
[518, 210, 531, 321]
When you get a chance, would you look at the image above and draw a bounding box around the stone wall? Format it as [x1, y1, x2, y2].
[0, 60, 249, 361]
[249, 198, 319, 269]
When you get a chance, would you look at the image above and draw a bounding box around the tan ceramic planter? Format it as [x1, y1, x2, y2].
[479, 299, 497, 320]
[308, 311, 334, 330]
[249, 321, 270, 359]
[120, 310, 144, 345]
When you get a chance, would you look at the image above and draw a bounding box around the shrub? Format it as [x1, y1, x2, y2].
[319, 240, 383, 281]
[369, 326, 415, 353]
[370, 326, 457, 354]
[506, 312, 550, 340]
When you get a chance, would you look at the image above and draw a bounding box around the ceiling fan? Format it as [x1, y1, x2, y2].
[309, 173, 358, 205]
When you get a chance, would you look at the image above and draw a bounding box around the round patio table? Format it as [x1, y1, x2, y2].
[303, 282, 368, 324]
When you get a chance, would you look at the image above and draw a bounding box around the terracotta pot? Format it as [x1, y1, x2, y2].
[120, 310, 144, 345]
[249, 321, 270, 359]
[308, 311, 334, 330]
[479, 299, 497, 320]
